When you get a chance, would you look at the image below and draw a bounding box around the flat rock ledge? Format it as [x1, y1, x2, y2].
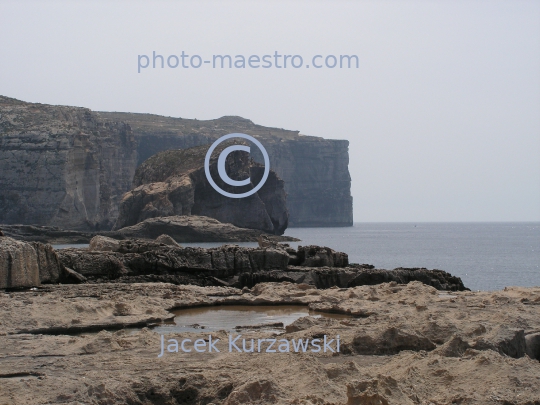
[0, 282, 539, 404]
[0, 215, 299, 244]
[55, 237, 466, 291]
[0, 234, 468, 291]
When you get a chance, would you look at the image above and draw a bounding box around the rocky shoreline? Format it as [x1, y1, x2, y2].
[1, 233, 539, 404]
[1, 233, 467, 292]
[0, 96, 353, 230]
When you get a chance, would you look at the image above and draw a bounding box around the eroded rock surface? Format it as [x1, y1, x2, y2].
[115, 144, 289, 235]
[0, 236, 40, 288]
[0, 282, 539, 404]
[53, 239, 467, 291]
[57, 243, 292, 284]
[0, 216, 299, 244]
[0, 96, 138, 230]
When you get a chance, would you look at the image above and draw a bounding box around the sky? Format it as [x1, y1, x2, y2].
[1, 0, 539, 222]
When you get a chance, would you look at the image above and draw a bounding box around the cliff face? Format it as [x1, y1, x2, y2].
[0, 96, 138, 230]
[99, 112, 353, 227]
[259, 138, 352, 227]
[0, 96, 352, 230]
[115, 144, 289, 235]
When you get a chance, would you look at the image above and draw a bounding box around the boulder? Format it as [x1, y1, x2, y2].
[30, 242, 64, 284]
[155, 234, 180, 247]
[89, 235, 122, 252]
[0, 236, 40, 288]
[295, 245, 349, 267]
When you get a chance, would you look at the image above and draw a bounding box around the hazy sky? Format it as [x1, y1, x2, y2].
[1, 0, 539, 222]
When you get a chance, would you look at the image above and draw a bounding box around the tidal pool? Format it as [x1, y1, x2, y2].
[153, 305, 352, 334]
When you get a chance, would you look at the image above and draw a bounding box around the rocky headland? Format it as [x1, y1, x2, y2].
[115, 143, 289, 235]
[98, 111, 353, 227]
[0, 96, 353, 231]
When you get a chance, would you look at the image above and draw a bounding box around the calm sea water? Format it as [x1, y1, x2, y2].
[187, 222, 539, 291]
[54, 222, 539, 292]
[284, 223, 540, 292]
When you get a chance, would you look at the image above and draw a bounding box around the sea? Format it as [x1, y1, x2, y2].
[54, 222, 540, 292]
[283, 222, 540, 292]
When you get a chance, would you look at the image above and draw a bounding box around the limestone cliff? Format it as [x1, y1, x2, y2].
[0, 96, 352, 230]
[98, 112, 353, 227]
[114, 143, 289, 234]
[0, 96, 138, 230]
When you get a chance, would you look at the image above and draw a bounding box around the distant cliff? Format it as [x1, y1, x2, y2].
[0, 96, 352, 230]
[98, 112, 353, 227]
[114, 144, 289, 235]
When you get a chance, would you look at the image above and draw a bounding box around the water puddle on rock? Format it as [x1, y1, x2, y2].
[153, 305, 352, 334]
[52, 244, 89, 249]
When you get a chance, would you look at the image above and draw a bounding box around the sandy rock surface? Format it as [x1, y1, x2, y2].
[1, 282, 539, 404]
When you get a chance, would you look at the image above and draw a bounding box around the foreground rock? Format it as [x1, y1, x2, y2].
[115, 144, 289, 235]
[0, 232, 465, 291]
[0, 215, 299, 244]
[56, 237, 467, 291]
[0, 282, 538, 404]
[0, 236, 94, 287]
[0, 236, 40, 288]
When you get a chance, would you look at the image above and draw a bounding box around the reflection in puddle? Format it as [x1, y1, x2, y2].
[153, 305, 352, 334]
